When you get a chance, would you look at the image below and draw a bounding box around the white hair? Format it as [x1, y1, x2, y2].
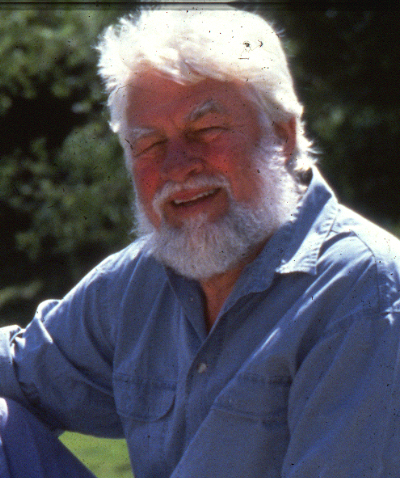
[96, 6, 315, 177]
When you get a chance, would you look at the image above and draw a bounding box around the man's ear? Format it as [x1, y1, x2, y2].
[274, 117, 296, 164]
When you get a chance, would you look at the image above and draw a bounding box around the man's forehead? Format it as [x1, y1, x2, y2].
[125, 70, 260, 135]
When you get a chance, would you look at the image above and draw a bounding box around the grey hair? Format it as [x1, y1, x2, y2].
[96, 7, 315, 176]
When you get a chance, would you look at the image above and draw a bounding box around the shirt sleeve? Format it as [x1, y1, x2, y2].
[282, 309, 400, 477]
[281, 238, 400, 477]
[0, 260, 124, 438]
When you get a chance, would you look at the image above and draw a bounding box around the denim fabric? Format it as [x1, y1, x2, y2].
[1, 168, 400, 477]
[0, 398, 96, 478]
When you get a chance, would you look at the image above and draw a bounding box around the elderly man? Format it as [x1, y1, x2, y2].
[1, 7, 400, 478]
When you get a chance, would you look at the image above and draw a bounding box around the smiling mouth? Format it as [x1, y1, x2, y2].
[171, 188, 220, 208]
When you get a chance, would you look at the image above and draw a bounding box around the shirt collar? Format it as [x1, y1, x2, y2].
[163, 167, 338, 318]
[276, 167, 338, 275]
[229, 167, 338, 299]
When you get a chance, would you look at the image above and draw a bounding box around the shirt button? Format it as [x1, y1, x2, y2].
[197, 362, 208, 374]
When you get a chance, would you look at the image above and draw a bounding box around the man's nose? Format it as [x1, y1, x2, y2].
[160, 137, 205, 182]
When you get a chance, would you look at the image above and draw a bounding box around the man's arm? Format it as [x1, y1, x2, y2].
[0, 257, 124, 437]
[282, 310, 400, 477]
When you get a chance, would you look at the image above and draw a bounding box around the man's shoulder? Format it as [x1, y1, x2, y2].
[77, 235, 164, 289]
[94, 236, 149, 273]
[306, 169, 400, 271]
[330, 205, 400, 264]
[320, 205, 400, 312]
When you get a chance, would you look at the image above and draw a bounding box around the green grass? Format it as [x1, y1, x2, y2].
[60, 432, 134, 478]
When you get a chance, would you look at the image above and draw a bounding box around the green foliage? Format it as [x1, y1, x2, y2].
[0, 9, 119, 111]
[1, 124, 132, 262]
[267, 9, 400, 229]
[0, 8, 133, 325]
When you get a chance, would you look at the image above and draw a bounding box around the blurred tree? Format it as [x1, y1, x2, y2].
[0, 7, 134, 325]
[265, 8, 400, 231]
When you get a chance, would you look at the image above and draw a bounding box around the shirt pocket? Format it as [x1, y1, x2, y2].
[113, 374, 176, 472]
[206, 372, 290, 475]
[113, 374, 176, 421]
[211, 372, 290, 424]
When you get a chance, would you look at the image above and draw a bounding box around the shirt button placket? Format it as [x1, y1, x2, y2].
[184, 356, 211, 442]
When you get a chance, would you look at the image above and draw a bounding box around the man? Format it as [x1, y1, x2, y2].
[1, 7, 400, 478]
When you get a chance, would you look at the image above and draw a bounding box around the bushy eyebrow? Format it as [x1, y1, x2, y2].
[125, 100, 227, 146]
[186, 100, 228, 123]
[126, 127, 159, 143]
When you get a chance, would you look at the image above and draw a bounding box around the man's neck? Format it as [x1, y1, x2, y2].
[200, 268, 242, 331]
[199, 240, 267, 331]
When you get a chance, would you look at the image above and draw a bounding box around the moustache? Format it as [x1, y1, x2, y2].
[152, 174, 231, 217]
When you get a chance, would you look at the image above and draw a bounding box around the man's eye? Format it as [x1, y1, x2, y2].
[135, 139, 166, 157]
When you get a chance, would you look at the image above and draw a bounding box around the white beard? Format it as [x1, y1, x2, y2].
[134, 141, 301, 280]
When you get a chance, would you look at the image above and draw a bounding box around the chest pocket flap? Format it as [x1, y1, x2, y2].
[113, 374, 176, 421]
[212, 372, 290, 422]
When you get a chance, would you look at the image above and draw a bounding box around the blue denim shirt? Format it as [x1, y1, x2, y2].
[1, 168, 400, 478]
